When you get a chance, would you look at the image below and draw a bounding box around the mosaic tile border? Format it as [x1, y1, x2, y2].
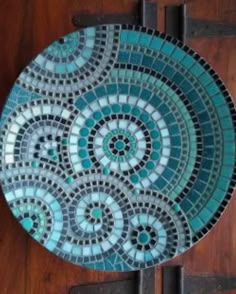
[0, 24, 235, 271]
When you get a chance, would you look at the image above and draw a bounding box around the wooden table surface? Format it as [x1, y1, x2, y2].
[0, 0, 235, 293]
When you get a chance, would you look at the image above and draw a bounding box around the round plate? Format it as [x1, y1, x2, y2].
[0, 24, 235, 271]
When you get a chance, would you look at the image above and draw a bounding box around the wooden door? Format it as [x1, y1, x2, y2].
[0, 1, 236, 293]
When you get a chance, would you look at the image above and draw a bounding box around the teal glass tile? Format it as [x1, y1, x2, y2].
[152, 59, 165, 72]
[182, 55, 195, 69]
[164, 113, 176, 124]
[118, 51, 130, 63]
[198, 71, 212, 86]
[188, 191, 200, 204]
[142, 55, 154, 67]
[168, 125, 179, 136]
[190, 217, 204, 232]
[181, 79, 193, 93]
[130, 85, 141, 96]
[120, 30, 128, 43]
[127, 31, 140, 43]
[130, 52, 142, 64]
[95, 86, 106, 97]
[84, 91, 97, 103]
[154, 176, 168, 189]
[190, 63, 204, 77]
[162, 65, 175, 78]
[171, 47, 186, 61]
[140, 89, 151, 101]
[107, 84, 118, 94]
[75, 98, 87, 110]
[162, 168, 174, 181]
[187, 89, 200, 103]
[139, 33, 152, 46]
[171, 136, 181, 146]
[172, 72, 184, 85]
[150, 37, 164, 50]
[199, 207, 211, 223]
[181, 199, 193, 213]
[161, 41, 175, 55]
[150, 95, 162, 107]
[206, 82, 220, 96]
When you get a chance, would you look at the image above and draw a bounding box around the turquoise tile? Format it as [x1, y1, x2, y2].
[161, 41, 175, 55]
[120, 30, 128, 43]
[75, 98, 87, 110]
[171, 47, 186, 61]
[127, 31, 140, 43]
[95, 86, 106, 97]
[190, 217, 204, 232]
[152, 59, 165, 72]
[150, 37, 163, 50]
[130, 52, 142, 64]
[84, 91, 97, 103]
[142, 55, 154, 67]
[140, 33, 152, 46]
[182, 55, 195, 69]
[118, 51, 130, 63]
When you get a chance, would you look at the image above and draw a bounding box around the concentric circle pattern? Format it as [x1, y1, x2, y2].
[0, 24, 235, 271]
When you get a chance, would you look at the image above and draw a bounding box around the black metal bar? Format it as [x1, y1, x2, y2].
[185, 275, 236, 294]
[72, 13, 140, 28]
[184, 18, 236, 38]
[141, 0, 158, 29]
[69, 278, 137, 294]
[138, 267, 155, 294]
[162, 265, 184, 294]
[165, 5, 184, 40]
[72, 1, 158, 29]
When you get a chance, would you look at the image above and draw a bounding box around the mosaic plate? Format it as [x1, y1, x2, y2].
[0, 24, 235, 271]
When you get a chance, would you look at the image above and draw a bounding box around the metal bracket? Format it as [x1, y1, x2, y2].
[162, 266, 184, 294]
[141, 0, 158, 29]
[162, 266, 236, 294]
[138, 267, 155, 294]
[71, 13, 140, 28]
[70, 279, 137, 294]
[185, 18, 236, 38]
[69, 267, 155, 294]
[69, 268, 156, 294]
[165, 4, 236, 40]
[72, 0, 157, 29]
[165, 5, 184, 40]
[185, 275, 236, 293]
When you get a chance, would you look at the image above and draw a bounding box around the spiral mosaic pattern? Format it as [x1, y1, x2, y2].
[0, 24, 235, 271]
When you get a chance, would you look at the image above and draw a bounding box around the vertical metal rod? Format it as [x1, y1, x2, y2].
[138, 267, 156, 294]
[138, 270, 144, 294]
[165, 5, 185, 40]
[162, 265, 184, 294]
[141, 0, 158, 29]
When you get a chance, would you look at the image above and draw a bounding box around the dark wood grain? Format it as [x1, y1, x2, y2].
[0, 195, 27, 294]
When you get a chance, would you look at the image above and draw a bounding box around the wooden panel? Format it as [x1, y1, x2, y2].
[1, 0, 236, 293]
[0, 196, 27, 294]
[187, 0, 236, 23]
